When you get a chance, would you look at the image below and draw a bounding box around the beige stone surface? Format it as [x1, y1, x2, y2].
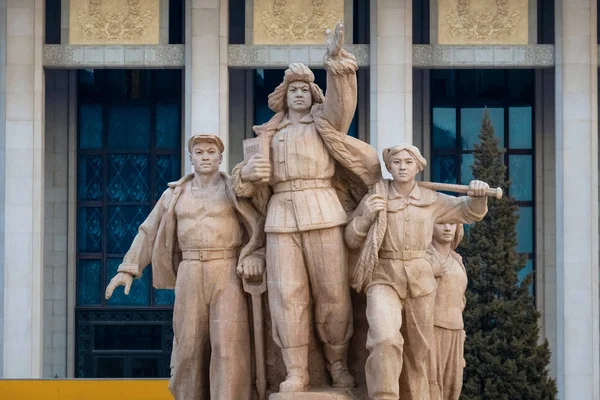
[69, 0, 160, 44]
[437, 0, 528, 45]
[253, 0, 344, 44]
[269, 387, 356, 399]
[105, 135, 266, 399]
[232, 23, 380, 394]
[345, 145, 489, 399]
[427, 223, 467, 400]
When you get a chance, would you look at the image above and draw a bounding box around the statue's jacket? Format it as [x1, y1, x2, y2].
[116, 172, 266, 289]
[231, 50, 382, 227]
[346, 180, 486, 297]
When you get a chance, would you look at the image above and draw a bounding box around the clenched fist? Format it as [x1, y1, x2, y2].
[241, 155, 271, 183]
[237, 255, 265, 280]
[467, 180, 490, 197]
[363, 194, 386, 223]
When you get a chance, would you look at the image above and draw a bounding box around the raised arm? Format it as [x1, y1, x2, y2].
[321, 22, 358, 134]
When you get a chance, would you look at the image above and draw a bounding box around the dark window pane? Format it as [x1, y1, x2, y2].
[507, 70, 534, 101]
[107, 154, 151, 202]
[431, 155, 457, 184]
[461, 154, 474, 185]
[229, 0, 245, 44]
[516, 206, 534, 253]
[353, 0, 371, 44]
[78, 207, 102, 253]
[107, 206, 151, 255]
[169, 0, 184, 44]
[460, 107, 504, 150]
[458, 70, 505, 101]
[131, 357, 160, 378]
[77, 260, 102, 306]
[154, 289, 175, 306]
[78, 155, 103, 201]
[79, 104, 104, 149]
[509, 106, 533, 149]
[431, 70, 456, 103]
[155, 155, 181, 200]
[432, 107, 456, 149]
[106, 258, 150, 306]
[45, 0, 61, 44]
[412, 0, 429, 44]
[154, 70, 182, 99]
[156, 103, 181, 149]
[509, 155, 533, 201]
[94, 325, 162, 350]
[107, 106, 151, 150]
[96, 358, 124, 378]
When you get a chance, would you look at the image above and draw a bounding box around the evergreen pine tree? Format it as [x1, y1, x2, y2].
[459, 109, 556, 399]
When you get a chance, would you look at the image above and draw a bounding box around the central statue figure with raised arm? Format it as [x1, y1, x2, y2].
[232, 22, 380, 393]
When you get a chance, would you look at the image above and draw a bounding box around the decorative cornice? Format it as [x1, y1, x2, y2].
[43, 44, 561, 69]
[43, 45, 184, 68]
[413, 44, 554, 68]
[228, 44, 370, 68]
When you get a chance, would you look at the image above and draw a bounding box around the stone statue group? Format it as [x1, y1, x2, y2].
[105, 22, 497, 400]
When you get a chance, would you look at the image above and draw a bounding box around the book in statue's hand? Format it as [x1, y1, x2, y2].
[243, 136, 271, 160]
[243, 135, 270, 183]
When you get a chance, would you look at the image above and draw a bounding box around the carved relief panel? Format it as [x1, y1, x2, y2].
[436, 0, 530, 45]
[70, 0, 160, 45]
[253, 0, 345, 45]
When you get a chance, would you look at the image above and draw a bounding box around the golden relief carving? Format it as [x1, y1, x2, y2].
[438, 0, 528, 45]
[253, 0, 344, 45]
[70, 0, 160, 45]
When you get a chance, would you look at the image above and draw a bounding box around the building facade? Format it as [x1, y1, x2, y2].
[0, 0, 598, 398]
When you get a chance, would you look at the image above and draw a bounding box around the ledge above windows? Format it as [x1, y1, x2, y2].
[42, 44, 566, 69]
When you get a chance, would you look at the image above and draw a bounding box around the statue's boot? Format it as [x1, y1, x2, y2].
[324, 343, 355, 388]
[280, 346, 309, 392]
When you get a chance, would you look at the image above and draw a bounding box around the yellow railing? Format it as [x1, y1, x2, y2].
[0, 379, 172, 400]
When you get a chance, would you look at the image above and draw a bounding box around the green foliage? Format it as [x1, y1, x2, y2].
[458, 109, 556, 400]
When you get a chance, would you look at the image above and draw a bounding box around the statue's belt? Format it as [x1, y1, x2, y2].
[272, 179, 331, 193]
[378, 250, 426, 261]
[181, 248, 238, 261]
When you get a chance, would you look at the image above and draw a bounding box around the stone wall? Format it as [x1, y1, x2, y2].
[43, 70, 69, 378]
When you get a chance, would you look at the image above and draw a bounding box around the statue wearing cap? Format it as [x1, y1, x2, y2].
[232, 22, 381, 393]
[105, 133, 266, 400]
[345, 144, 489, 400]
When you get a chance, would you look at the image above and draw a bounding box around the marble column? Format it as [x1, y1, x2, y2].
[185, 0, 230, 170]
[369, 0, 412, 166]
[554, 0, 600, 398]
[1, 0, 45, 377]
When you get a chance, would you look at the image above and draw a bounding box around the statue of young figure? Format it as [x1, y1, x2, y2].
[345, 144, 489, 400]
[105, 134, 266, 400]
[232, 22, 380, 392]
[426, 223, 467, 400]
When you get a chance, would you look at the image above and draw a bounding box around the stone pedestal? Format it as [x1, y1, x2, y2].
[269, 387, 356, 400]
